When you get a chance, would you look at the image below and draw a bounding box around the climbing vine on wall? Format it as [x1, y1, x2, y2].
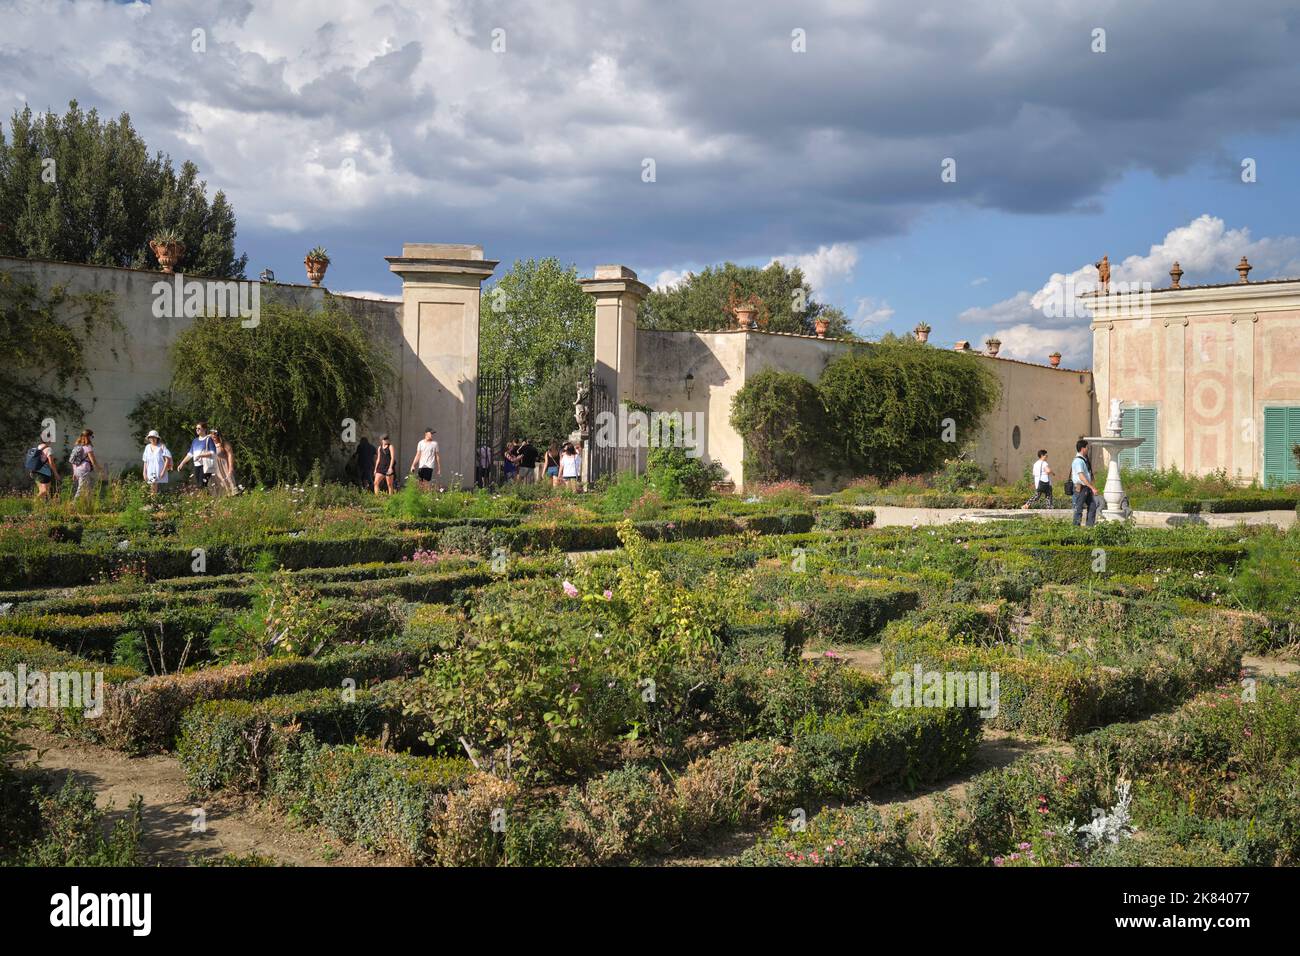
[0, 270, 119, 469]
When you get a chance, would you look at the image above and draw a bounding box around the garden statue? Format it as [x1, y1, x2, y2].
[1107, 398, 1123, 437]
[574, 378, 590, 438]
[1095, 254, 1111, 294]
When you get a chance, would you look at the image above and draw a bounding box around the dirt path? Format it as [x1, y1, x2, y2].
[18, 728, 376, 867]
[1243, 655, 1300, 677]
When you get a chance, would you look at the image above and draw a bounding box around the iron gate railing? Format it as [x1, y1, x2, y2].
[475, 370, 511, 488]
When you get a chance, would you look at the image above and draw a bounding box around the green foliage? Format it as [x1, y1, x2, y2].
[730, 369, 829, 481]
[740, 803, 915, 866]
[935, 454, 988, 492]
[818, 336, 1000, 478]
[124, 387, 204, 462]
[642, 261, 853, 337]
[479, 258, 594, 441]
[646, 444, 724, 499]
[0, 271, 118, 466]
[0, 101, 246, 277]
[161, 298, 392, 484]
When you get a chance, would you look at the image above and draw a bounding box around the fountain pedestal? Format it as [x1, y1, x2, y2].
[1079, 435, 1145, 523]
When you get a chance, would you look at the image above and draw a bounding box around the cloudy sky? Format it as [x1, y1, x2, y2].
[4, 0, 1300, 366]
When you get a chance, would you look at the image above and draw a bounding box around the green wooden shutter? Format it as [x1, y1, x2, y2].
[1119, 407, 1157, 471]
[1263, 407, 1300, 488]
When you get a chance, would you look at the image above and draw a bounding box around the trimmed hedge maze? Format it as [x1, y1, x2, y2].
[4, 489, 1298, 866]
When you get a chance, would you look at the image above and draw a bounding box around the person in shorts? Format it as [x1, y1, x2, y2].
[29, 442, 57, 500]
[373, 434, 396, 494]
[408, 428, 441, 489]
[515, 437, 539, 484]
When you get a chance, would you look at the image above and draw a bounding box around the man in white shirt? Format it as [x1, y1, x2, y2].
[1021, 449, 1054, 509]
[1071, 439, 1100, 527]
[408, 428, 441, 489]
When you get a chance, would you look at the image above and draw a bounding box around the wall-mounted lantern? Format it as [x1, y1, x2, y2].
[684, 372, 695, 400]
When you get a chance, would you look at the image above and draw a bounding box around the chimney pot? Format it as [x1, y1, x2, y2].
[1237, 256, 1252, 283]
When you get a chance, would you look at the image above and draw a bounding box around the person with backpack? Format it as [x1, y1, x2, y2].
[25, 442, 57, 500]
[142, 430, 173, 495]
[70, 429, 100, 500]
[1070, 439, 1100, 527]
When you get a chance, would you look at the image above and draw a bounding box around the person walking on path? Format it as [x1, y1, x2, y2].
[373, 434, 397, 494]
[70, 430, 100, 500]
[142, 430, 172, 495]
[516, 437, 539, 484]
[559, 442, 581, 490]
[544, 443, 562, 488]
[1021, 449, 1054, 509]
[210, 430, 238, 496]
[1070, 439, 1100, 527]
[26, 441, 58, 500]
[176, 422, 217, 491]
[409, 428, 441, 490]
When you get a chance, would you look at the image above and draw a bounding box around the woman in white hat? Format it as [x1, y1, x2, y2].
[141, 430, 173, 495]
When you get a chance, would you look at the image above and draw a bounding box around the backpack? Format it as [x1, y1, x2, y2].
[70, 445, 88, 468]
[24, 447, 44, 474]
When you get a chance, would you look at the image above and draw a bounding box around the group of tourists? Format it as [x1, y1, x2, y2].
[141, 421, 239, 496]
[24, 421, 238, 499]
[349, 428, 441, 494]
[1020, 439, 1101, 526]
[499, 438, 581, 488]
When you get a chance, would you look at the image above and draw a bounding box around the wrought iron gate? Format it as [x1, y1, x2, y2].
[578, 367, 642, 487]
[475, 370, 511, 487]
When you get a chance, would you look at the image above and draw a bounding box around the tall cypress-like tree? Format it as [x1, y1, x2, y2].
[0, 101, 247, 277]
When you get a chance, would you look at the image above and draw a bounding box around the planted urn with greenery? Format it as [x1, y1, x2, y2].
[305, 246, 331, 286]
[149, 229, 185, 274]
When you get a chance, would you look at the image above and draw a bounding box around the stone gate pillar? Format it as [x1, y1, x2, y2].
[386, 243, 498, 489]
[581, 264, 650, 404]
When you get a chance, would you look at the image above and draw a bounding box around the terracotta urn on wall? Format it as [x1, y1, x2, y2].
[914, 323, 931, 343]
[734, 304, 757, 330]
[305, 245, 331, 287]
[814, 317, 830, 338]
[149, 231, 185, 274]
[1049, 351, 1062, 368]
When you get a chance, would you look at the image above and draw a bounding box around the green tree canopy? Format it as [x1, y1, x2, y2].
[479, 257, 594, 443]
[818, 335, 1000, 478]
[730, 368, 830, 482]
[150, 297, 392, 484]
[0, 101, 246, 278]
[641, 261, 853, 337]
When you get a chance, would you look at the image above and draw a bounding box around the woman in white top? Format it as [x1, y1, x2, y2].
[141, 430, 173, 495]
[1021, 449, 1054, 509]
[558, 442, 581, 490]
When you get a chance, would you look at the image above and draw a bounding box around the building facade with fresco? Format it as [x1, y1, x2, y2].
[1087, 262, 1300, 488]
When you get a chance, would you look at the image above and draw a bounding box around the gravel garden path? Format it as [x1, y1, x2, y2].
[17, 727, 376, 867]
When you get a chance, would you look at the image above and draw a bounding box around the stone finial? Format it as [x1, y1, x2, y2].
[1169, 261, 1183, 288]
[913, 322, 931, 343]
[1237, 256, 1252, 283]
[1048, 351, 1062, 368]
[985, 337, 1001, 356]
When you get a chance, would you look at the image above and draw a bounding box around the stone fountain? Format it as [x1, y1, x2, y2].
[1080, 399, 1145, 523]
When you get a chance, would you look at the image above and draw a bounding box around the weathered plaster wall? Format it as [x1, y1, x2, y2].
[633, 325, 1092, 489]
[1, 256, 403, 480]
